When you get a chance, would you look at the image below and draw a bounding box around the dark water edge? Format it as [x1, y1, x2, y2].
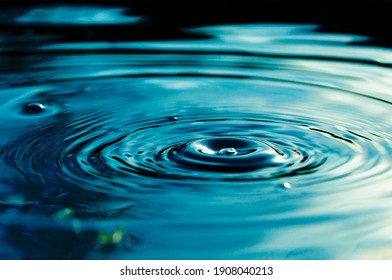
[2, 0, 392, 47]
[1, 0, 392, 260]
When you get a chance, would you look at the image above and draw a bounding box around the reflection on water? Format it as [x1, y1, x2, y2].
[0, 5, 142, 26]
[1, 5, 392, 259]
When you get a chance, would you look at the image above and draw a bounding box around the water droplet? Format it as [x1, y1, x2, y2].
[168, 116, 179, 121]
[22, 102, 45, 114]
[281, 182, 292, 189]
[218, 147, 238, 156]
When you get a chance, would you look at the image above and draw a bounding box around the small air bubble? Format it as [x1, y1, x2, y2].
[218, 147, 238, 156]
[281, 182, 292, 189]
[22, 102, 45, 114]
[168, 116, 179, 121]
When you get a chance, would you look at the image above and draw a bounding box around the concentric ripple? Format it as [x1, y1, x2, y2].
[1, 14, 392, 259]
[53, 101, 390, 190]
[62, 115, 316, 183]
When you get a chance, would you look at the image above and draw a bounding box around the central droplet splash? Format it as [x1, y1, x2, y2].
[193, 137, 260, 156]
[218, 147, 238, 156]
[166, 136, 295, 175]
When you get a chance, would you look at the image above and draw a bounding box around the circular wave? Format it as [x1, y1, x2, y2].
[6, 89, 392, 191]
[1, 21, 392, 259]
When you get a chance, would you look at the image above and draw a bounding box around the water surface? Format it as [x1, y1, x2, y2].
[1, 5, 392, 259]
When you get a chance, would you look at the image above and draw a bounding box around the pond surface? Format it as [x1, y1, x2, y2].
[1, 4, 392, 259]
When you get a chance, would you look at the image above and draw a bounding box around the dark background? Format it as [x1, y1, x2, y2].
[1, 0, 392, 47]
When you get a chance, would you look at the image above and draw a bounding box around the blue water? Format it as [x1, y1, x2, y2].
[1, 5, 392, 259]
